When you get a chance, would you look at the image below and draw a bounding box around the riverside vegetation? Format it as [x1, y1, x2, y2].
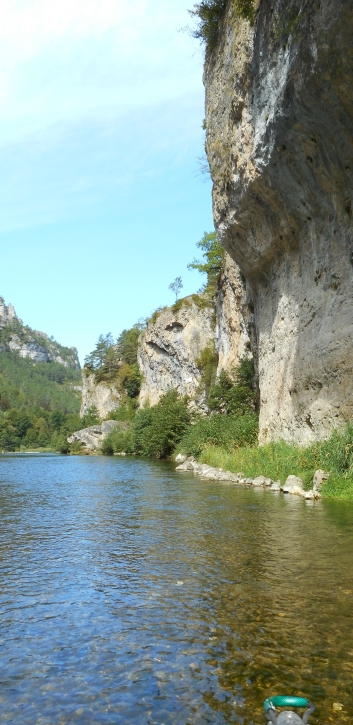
[78, 232, 353, 501]
[2, 236, 353, 499]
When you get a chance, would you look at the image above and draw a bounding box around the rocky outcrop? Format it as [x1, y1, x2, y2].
[204, 0, 353, 443]
[80, 373, 121, 419]
[0, 296, 80, 369]
[215, 252, 255, 374]
[67, 420, 127, 451]
[138, 296, 216, 408]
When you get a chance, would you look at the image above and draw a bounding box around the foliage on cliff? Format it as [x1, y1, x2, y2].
[103, 358, 258, 459]
[189, 0, 255, 51]
[188, 231, 225, 296]
[84, 324, 143, 400]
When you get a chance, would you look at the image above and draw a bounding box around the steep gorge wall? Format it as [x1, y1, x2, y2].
[204, 0, 353, 443]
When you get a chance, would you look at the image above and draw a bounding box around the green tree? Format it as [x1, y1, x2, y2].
[188, 231, 225, 295]
[169, 277, 183, 302]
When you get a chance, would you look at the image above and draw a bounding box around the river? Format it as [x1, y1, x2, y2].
[0, 454, 352, 724]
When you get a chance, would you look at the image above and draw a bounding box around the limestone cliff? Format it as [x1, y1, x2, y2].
[215, 252, 255, 375]
[0, 296, 80, 369]
[80, 372, 121, 419]
[138, 296, 216, 408]
[204, 0, 353, 443]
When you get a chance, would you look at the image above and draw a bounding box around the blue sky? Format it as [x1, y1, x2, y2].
[0, 0, 213, 363]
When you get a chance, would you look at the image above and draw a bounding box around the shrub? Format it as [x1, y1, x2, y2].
[196, 340, 219, 397]
[177, 412, 258, 457]
[132, 390, 191, 458]
[208, 358, 257, 414]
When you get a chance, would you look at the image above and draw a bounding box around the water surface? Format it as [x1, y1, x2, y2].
[0, 454, 352, 724]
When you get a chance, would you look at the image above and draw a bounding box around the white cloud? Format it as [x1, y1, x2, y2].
[0, 0, 203, 142]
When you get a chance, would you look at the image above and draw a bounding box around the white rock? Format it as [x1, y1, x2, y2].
[67, 420, 126, 451]
[80, 372, 121, 419]
[313, 469, 330, 491]
[283, 475, 304, 495]
[253, 475, 266, 486]
[175, 453, 187, 464]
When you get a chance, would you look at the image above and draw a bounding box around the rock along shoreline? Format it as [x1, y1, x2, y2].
[175, 455, 326, 501]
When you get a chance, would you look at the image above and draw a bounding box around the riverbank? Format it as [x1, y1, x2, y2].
[193, 443, 353, 501]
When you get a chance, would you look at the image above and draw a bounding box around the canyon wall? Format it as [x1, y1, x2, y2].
[204, 0, 353, 443]
[0, 296, 80, 369]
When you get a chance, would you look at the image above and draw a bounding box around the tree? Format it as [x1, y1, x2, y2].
[187, 231, 225, 295]
[169, 277, 183, 301]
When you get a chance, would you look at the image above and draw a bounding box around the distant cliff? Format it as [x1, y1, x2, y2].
[204, 0, 353, 443]
[80, 372, 121, 419]
[0, 296, 80, 369]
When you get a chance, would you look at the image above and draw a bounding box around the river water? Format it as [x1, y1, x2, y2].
[0, 454, 352, 725]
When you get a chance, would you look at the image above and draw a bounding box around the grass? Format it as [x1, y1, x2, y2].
[198, 440, 353, 500]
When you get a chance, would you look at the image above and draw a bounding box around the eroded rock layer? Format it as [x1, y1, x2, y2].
[138, 297, 215, 408]
[204, 0, 353, 443]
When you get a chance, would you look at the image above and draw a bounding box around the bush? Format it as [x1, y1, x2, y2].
[177, 412, 258, 457]
[196, 340, 219, 397]
[132, 391, 191, 458]
[208, 358, 257, 414]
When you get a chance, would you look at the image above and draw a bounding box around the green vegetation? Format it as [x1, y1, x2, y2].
[102, 390, 191, 459]
[84, 324, 143, 400]
[177, 413, 258, 458]
[194, 422, 353, 500]
[189, 0, 256, 52]
[196, 340, 219, 397]
[188, 231, 225, 296]
[0, 349, 84, 452]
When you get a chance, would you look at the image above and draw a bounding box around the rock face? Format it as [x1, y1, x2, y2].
[215, 252, 255, 375]
[67, 420, 127, 451]
[138, 296, 216, 408]
[0, 296, 80, 369]
[80, 373, 121, 419]
[204, 0, 353, 443]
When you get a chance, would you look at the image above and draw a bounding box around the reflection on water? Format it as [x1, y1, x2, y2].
[0, 454, 352, 724]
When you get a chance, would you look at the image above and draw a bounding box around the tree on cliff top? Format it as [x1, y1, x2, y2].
[188, 0, 255, 52]
[169, 277, 183, 301]
[188, 231, 225, 295]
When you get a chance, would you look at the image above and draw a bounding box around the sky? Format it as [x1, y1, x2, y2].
[0, 0, 213, 363]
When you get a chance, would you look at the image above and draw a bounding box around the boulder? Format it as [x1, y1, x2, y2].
[67, 420, 127, 451]
[283, 475, 304, 495]
[175, 453, 187, 464]
[313, 469, 330, 492]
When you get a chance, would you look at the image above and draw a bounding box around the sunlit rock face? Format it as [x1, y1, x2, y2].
[204, 0, 353, 443]
[138, 297, 216, 409]
[80, 372, 121, 419]
[215, 253, 255, 376]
